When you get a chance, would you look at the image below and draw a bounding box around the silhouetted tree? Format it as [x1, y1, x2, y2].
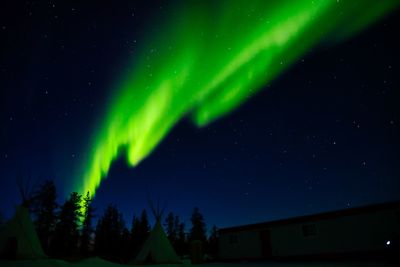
[94, 218, 105, 254]
[207, 225, 219, 259]
[120, 227, 131, 262]
[125, 209, 150, 261]
[0, 211, 4, 227]
[130, 215, 141, 257]
[175, 220, 187, 256]
[164, 212, 188, 255]
[94, 204, 126, 262]
[52, 192, 82, 257]
[32, 180, 57, 254]
[188, 207, 207, 262]
[164, 212, 177, 245]
[80, 191, 95, 256]
[138, 209, 150, 246]
[189, 207, 207, 243]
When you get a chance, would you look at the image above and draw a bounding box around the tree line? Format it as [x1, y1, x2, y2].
[28, 180, 219, 263]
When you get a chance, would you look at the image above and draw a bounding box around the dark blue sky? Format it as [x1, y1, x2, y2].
[1, 1, 399, 230]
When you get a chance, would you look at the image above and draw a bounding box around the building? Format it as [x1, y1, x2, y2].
[219, 201, 400, 260]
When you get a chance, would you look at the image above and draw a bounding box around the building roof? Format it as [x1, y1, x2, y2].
[220, 201, 400, 234]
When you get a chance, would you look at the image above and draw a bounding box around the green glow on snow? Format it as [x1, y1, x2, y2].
[74, 0, 398, 199]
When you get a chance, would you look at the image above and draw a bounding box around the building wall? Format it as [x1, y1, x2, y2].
[219, 207, 400, 260]
[270, 208, 399, 257]
[219, 230, 262, 260]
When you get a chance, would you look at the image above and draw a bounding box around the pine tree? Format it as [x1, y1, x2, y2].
[176, 221, 187, 256]
[80, 191, 95, 256]
[164, 212, 177, 245]
[52, 192, 82, 257]
[189, 207, 207, 243]
[138, 209, 150, 246]
[130, 215, 141, 257]
[208, 225, 219, 258]
[94, 204, 125, 262]
[32, 180, 57, 254]
[120, 227, 131, 262]
[0, 210, 4, 227]
[95, 218, 105, 254]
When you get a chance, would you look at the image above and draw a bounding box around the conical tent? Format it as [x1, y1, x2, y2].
[133, 198, 181, 264]
[0, 206, 46, 259]
[134, 221, 181, 264]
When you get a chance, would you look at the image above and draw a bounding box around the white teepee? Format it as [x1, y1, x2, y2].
[0, 206, 46, 259]
[133, 200, 181, 264]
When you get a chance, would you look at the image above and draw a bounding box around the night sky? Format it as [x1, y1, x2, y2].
[1, 1, 399, 229]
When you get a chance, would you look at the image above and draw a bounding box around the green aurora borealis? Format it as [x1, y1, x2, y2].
[74, 0, 398, 199]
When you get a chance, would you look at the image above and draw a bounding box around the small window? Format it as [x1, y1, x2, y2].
[302, 224, 317, 237]
[229, 234, 238, 244]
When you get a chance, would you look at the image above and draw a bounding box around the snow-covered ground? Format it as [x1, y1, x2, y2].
[0, 259, 396, 267]
[204, 262, 396, 267]
[0, 257, 125, 267]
